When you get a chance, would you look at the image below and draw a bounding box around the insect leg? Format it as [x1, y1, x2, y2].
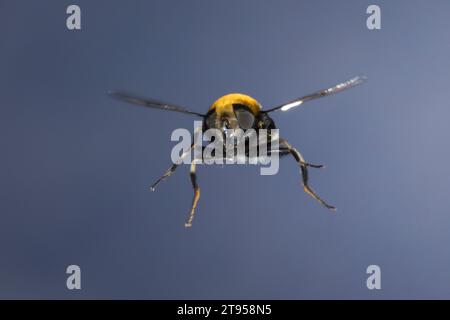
[300, 161, 324, 169]
[150, 163, 179, 191]
[149, 146, 192, 191]
[185, 158, 200, 227]
[280, 139, 336, 210]
[278, 139, 325, 168]
[150, 127, 202, 191]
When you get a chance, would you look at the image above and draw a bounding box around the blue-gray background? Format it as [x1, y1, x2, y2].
[1, 0, 450, 299]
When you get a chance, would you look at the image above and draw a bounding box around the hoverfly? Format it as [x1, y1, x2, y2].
[110, 76, 366, 227]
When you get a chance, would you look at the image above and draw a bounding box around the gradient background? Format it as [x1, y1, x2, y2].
[1, 0, 450, 299]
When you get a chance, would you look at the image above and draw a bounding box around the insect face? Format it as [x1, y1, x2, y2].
[203, 94, 277, 154]
[204, 93, 261, 131]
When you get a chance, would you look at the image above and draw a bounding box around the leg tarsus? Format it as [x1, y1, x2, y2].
[149, 143, 197, 191]
[281, 138, 336, 210]
[301, 161, 325, 169]
[297, 153, 336, 210]
[185, 186, 200, 227]
[150, 163, 178, 191]
[301, 166, 336, 210]
[185, 161, 200, 227]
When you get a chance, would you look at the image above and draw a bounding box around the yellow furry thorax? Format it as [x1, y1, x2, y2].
[209, 93, 261, 116]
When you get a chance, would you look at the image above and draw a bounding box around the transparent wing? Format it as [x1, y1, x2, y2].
[264, 75, 367, 113]
[109, 91, 204, 117]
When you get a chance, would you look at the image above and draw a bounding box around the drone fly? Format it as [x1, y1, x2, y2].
[110, 75, 366, 227]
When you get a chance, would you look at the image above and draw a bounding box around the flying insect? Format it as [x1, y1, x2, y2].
[109, 76, 366, 227]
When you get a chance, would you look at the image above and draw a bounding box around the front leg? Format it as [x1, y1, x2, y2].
[279, 138, 336, 210]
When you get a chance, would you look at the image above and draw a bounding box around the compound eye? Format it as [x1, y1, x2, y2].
[205, 111, 217, 129]
[234, 109, 255, 129]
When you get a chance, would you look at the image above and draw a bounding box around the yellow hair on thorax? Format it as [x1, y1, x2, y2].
[209, 93, 261, 116]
